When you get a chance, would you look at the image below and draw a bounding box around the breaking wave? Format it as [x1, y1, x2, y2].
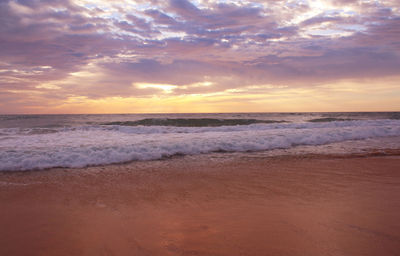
[0, 119, 399, 171]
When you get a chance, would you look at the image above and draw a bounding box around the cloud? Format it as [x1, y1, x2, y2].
[0, 0, 399, 112]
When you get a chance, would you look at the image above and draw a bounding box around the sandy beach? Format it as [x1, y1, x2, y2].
[1, 153, 399, 256]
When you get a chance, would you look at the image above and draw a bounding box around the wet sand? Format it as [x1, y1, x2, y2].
[0, 154, 399, 256]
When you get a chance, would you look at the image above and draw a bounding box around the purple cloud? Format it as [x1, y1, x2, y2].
[0, 0, 399, 112]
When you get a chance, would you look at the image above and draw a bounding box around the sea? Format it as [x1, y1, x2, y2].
[0, 112, 400, 171]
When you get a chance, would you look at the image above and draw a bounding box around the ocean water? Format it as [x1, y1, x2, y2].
[0, 112, 399, 171]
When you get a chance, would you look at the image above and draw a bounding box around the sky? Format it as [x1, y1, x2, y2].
[0, 0, 399, 114]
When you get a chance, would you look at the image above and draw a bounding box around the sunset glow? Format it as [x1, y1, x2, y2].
[1, 0, 399, 113]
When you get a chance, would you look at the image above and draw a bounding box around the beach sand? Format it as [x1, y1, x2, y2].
[1, 154, 399, 256]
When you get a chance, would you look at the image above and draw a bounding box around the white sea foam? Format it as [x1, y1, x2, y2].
[0, 119, 400, 171]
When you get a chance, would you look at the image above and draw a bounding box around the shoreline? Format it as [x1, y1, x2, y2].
[1, 153, 400, 255]
[1, 146, 400, 174]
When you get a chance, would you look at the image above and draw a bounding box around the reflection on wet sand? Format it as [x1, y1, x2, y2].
[0, 154, 399, 255]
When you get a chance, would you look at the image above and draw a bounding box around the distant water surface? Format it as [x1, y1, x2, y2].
[0, 112, 399, 171]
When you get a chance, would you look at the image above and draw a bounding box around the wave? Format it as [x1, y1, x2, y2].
[0, 119, 399, 171]
[0, 119, 397, 136]
[102, 118, 286, 127]
[308, 118, 354, 122]
[0, 115, 42, 121]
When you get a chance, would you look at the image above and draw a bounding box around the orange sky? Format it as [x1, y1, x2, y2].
[1, 0, 399, 113]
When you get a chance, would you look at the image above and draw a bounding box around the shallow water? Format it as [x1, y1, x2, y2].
[1, 112, 399, 171]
